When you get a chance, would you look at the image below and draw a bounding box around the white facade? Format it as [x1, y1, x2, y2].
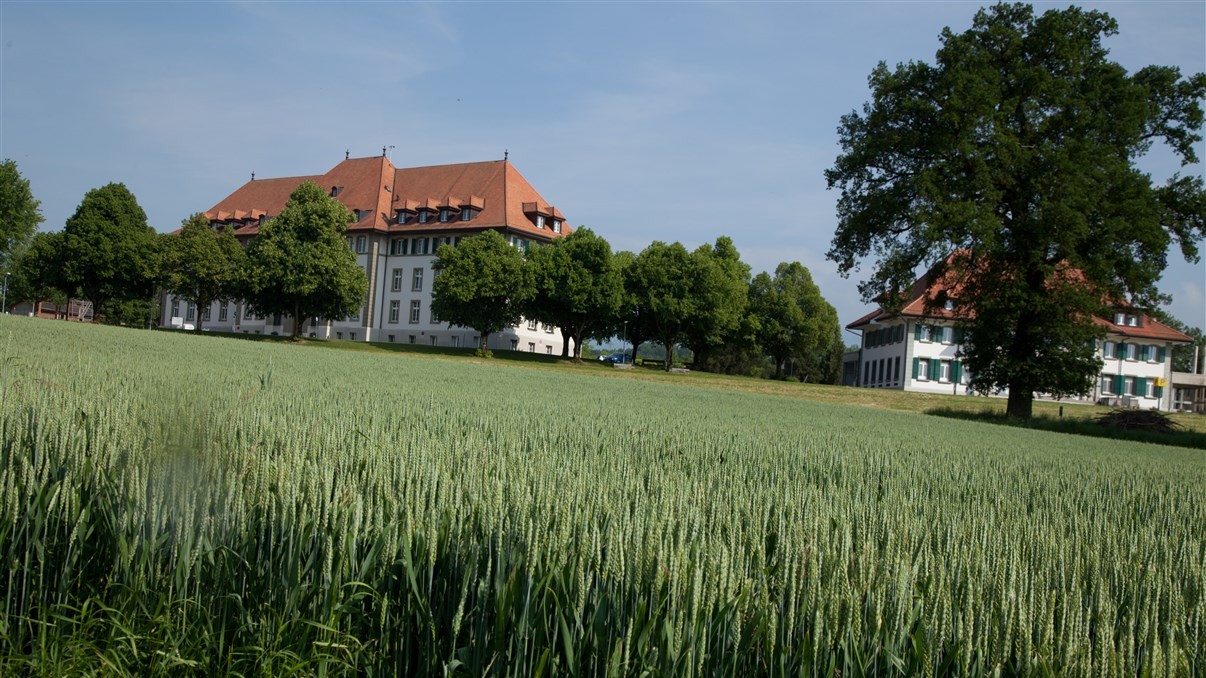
[852, 317, 1181, 410]
[162, 232, 566, 355]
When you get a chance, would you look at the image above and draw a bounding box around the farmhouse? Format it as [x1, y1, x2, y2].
[845, 261, 1192, 411]
[162, 153, 570, 352]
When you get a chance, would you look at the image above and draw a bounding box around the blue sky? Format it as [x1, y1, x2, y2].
[2, 1, 1203, 332]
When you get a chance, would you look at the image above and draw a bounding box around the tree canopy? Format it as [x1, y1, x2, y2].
[826, 3, 1206, 418]
[750, 262, 841, 381]
[6, 231, 65, 312]
[626, 241, 697, 371]
[242, 181, 367, 339]
[525, 227, 622, 360]
[162, 214, 247, 332]
[682, 236, 750, 369]
[431, 230, 529, 355]
[61, 183, 159, 319]
[0, 160, 43, 270]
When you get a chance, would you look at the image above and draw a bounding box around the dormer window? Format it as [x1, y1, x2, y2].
[461, 207, 476, 221]
[552, 219, 562, 234]
[419, 210, 431, 224]
[396, 210, 412, 224]
[535, 215, 545, 229]
[439, 208, 452, 223]
[331, 186, 342, 197]
[1113, 312, 1139, 327]
[943, 299, 954, 311]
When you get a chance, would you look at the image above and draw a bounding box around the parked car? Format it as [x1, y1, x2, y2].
[600, 353, 632, 363]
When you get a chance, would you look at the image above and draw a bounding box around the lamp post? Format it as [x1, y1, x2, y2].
[623, 320, 629, 362]
[2, 272, 8, 315]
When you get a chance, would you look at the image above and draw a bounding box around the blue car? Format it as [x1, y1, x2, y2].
[600, 353, 632, 363]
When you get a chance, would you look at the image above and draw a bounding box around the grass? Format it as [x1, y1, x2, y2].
[167, 325, 1206, 435]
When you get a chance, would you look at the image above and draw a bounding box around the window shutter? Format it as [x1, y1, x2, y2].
[1154, 385, 1164, 399]
[951, 360, 962, 383]
[1113, 374, 1124, 395]
[912, 357, 920, 379]
[914, 324, 922, 341]
[1157, 346, 1167, 363]
[1135, 377, 1146, 396]
[1118, 342, 1126, 359]
[930, 358, 941, 379]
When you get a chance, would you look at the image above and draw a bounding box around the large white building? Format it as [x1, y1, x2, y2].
[846, 263, 1192, 410]
[162, 154, 569, 354]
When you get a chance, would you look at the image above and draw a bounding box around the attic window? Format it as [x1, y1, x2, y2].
[535, 215, 545, 229]
[1114, 312, 1139, 327]
[439, 208, 452, 223]
[331, 186, 342, 197]
[418, 211, 431, 224]
[397, 210, 413, 224]
[552, 219, 562, 234]
[943, 299, 954, 311]
[461, 207, 476, 221]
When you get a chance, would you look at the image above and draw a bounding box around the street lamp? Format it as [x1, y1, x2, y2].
[623, 320, 628, 361]
[2, 272, 8, 315]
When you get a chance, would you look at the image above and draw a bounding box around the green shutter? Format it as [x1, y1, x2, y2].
[1113, 374, 1124, 395]
[1135, 377, 1146, 396]
[1154, 385, 1164, 399]
[1117, 342, 1125, 359]
[951, 360, 962, 383]
[912, 357, 920, 379]
[930, 358, 940, 380]
[1157, 346, 1167, 362]
[914, 324, 922, 341]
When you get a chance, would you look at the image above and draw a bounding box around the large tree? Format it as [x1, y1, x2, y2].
[61, 183, 160, 319]
[826, 3, 1206, 418]
[242, 181, 367, 340]
[6, 231, 66, 313]
[162, 214, 247, 332]
[626, 241, 696, 371]
[525, 227, 622, 361]
[0, 159, 43, 270]
[682, 236, 750, 370]
[431, 230, 529, 355]
[750, 262, 840, 381]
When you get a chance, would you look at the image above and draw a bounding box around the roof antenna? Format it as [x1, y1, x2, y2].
[251, 171, 255, 181]
[382, 145, 387, 157]
[504, 149, 509, 161]
[345, 150, 350, 160]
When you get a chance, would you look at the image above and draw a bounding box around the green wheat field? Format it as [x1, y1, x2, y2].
[0, 317, 1200, 676]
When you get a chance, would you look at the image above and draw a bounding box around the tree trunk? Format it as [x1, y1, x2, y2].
[572, 332, 583, 361]
[561, 332, 570, 358]
[291, 302, 302, 340]
[195, 298, 207, 333]
[663, 337, 674, 372]
[1006, 388, 1033, 419]
[480, 332, 490, 354]
[630, 340, 641, 364]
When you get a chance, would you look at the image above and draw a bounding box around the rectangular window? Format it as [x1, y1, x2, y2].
[1145, 379, 1155, 398]
[528, 318, 538, 331]
[396, 211, 410, 225]
[389, 300, 400, 324]
[940, 361, 951, 382]
[171, 300, 180, 318]
[546, 345, 553, 355]
[186, 304, 195, 321]
[937, 326, 950, 344]
[356, 236, 367, 253]
[390, 238, 407, 255]
[430, 307, 440, 324]
[894, 356, 901, 383]
[1102, 341, 1115, 358]
[412, 268, 424, 292]
[1126, 343, 1137, 360]
[391, 268, 404, 292]
[918, 324, 932, 342]
[409, 335, 416, 344]
[439, 208, 451, 223]
[553, 220, 562, 234]
[461, 207, 474, 221]
[218, 303, 228, 322]
[544, 323, 554, 334]
[409, 300, 421, 324]
[430, 335, 437, 345]
[1125, 376, 1137, 396]
[528, 342, 536, 353]
[451, 336, 460, 348]
[419, 211, 431, 224]
[511, 339, 519, 350]
[413, 238, 429, 255]
[915, 358, 929, 381]
[202, 307, 211, 321]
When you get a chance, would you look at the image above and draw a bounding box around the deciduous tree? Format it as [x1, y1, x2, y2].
[525, 227, 622, 361]
[826, 3, 1206, 418]
[242, 181, 367, 340]
[627, 241, 696, 371]
[683, 237, 750, 370]
[162, 214, 247, 332]
[61, 183, 159, 319]
[6, 231, 65, 313]
[0, 159, 43, 269]
[431, 230, 529, 355]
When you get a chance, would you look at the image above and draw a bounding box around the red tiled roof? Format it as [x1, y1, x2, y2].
[847, 255, 1192, 344]
[202, 156, 572, 241]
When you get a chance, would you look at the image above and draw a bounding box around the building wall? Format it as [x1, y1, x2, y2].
[162, 232, 566, 353]
[852, 319, 1179, 410]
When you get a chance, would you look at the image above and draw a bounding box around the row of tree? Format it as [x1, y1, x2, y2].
[432, 228, 844, 381]
[2, 171, 842, 382]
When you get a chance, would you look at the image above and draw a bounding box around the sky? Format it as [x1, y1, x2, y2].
[2, 1, 1203, 334]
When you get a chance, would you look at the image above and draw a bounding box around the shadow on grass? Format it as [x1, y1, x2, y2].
[926, 407, 1206, 450]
